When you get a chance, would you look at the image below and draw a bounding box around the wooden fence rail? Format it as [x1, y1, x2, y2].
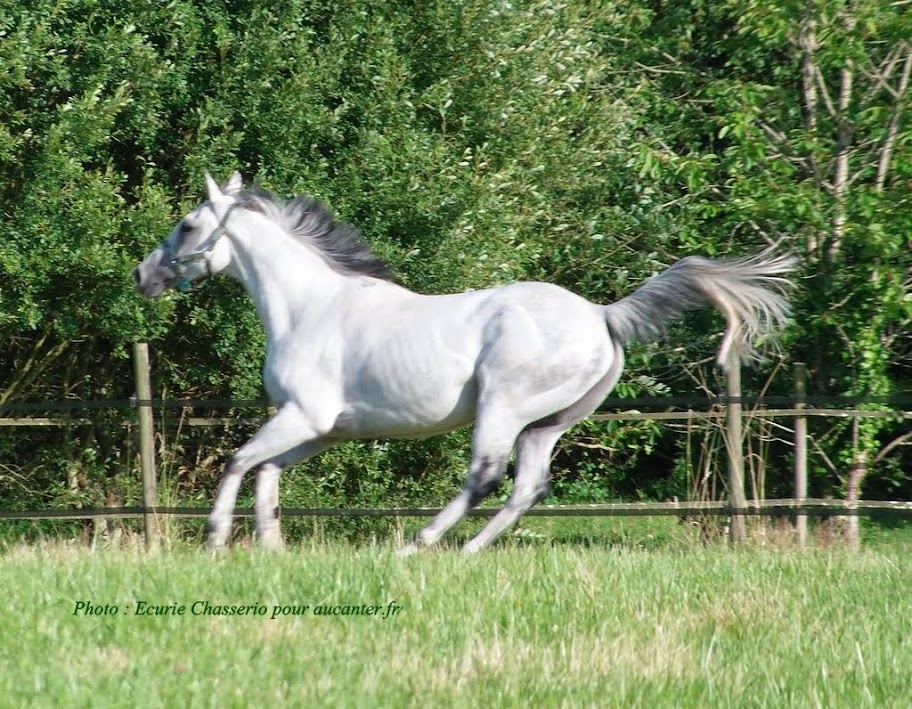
[2, 345, 910, 548]
[3, 499, 912, 522]
[1, 407, 907, 428]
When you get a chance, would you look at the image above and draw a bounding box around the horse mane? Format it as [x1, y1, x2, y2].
[236, 188, 394, 281]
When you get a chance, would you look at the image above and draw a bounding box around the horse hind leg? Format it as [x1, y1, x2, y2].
[397, 417, 519, 556]
[461, 426, 564, 554]
[400, 338, 625, 556]
[462, 341, 626, 553]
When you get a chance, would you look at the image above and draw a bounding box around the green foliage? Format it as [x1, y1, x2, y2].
[599, 0, 912, 498]
[1, 0, 909, 517]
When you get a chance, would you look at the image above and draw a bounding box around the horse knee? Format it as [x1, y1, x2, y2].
[226, 453, 249, 475]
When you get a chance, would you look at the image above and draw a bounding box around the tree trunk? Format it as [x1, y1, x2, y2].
[842, 415, 867, 550]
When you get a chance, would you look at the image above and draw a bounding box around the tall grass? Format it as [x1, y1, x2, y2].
[2, 530, 911, 707]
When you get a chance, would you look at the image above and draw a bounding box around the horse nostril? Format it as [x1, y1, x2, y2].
[133, 267, 141, 285]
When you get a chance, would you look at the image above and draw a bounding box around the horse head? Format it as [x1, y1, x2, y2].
[134, 171, 243, 297]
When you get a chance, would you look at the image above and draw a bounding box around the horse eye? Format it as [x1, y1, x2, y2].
[176, 221, 193, 242]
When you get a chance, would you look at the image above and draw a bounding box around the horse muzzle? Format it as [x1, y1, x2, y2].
[134, 260, 178, 298]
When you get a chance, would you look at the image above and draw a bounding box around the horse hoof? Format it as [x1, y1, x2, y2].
[207, 537, 228, 555]
[396, 542, 420, 558]
[257, 536, 285, 552]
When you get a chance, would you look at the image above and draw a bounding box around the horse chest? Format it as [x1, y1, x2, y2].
[261, 336, 343, 403]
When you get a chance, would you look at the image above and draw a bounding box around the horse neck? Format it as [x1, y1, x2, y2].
[224, 214, 347, 342]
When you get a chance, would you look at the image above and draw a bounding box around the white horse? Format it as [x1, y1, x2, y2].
[135, 172, 794, 553]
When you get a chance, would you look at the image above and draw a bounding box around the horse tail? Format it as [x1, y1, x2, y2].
[602, 250, 796, 370]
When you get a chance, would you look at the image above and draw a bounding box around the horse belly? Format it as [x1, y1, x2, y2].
[335, 378, 478, 439]
[335, 341, 480, 439]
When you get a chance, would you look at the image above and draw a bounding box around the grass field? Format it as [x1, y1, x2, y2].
[1, 519, 911, 707]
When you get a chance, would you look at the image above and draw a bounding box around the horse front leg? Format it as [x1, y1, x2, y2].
[207, 405, 328, 551]
[254, 463, 283, 550]
[207, 457, 248, 551]
[252, 440, 335, 551]
[461, 427, 562, 554]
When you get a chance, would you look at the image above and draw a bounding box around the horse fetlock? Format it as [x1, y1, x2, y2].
[461, 539, 485, 555]
[415, 527, 443, 548]
[207, 537, 228, 554]
[256, 531, 284, 551]
[206, 517, 231, 550]
[254, 511, 283, 549]
[396, 541, 420, 557]
[398, 530, 439, 556]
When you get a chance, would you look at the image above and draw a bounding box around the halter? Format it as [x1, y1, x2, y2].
[166, 204, 237, 292]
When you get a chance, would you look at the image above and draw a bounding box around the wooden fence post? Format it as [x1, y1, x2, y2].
[793, 362, 808, 546]
[133, 342, 159, 550]
[725, 355, 747, 543]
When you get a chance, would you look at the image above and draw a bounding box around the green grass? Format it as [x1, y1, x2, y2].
[2, 525, 912, 708]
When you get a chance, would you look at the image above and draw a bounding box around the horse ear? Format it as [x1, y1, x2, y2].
[223, 171, 243, 195]
[205, 171, 223, 202]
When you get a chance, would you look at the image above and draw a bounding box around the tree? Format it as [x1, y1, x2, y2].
[0, 0, 686, 517]
[601, 0, 912, 529]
